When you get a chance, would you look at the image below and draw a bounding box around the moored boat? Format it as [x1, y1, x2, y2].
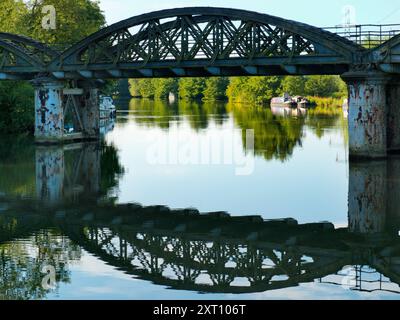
[271, 93, 297, 108]
[293, 96, 311, 108]
[271, 93, 312, 109]
[100, 96, 117, 119]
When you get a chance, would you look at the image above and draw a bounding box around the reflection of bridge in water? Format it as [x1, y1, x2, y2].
[1, 145, 400, 295]
[1, 196, 400, 295]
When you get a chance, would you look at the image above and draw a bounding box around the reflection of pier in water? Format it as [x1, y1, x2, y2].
[2, 146, 400, 296]
[35, 143, 101, 204]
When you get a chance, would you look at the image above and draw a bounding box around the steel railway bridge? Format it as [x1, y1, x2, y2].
[1, 7, 400, 158]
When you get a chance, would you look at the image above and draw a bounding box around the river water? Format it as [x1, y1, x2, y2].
[1, 98, 400, 300]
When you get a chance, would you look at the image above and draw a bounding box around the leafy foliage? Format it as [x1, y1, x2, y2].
[23, 0, 106, 45]
[203, 77, 229, 101]
[0, 81, 34, 134]
[179, 78, 207, 100]
[226, 76, 282, 105]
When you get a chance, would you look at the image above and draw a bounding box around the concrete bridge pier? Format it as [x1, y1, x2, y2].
[387, 77, 400, 153]
[32, 78, 100, 144]
[33, 78, 65, 143]
[77, 81, 100, 140]
[342, 71, 390, 160]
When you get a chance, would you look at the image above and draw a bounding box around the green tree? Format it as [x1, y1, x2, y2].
[0, 0, 28, 33]
[0, 81, 34, 134]
[153, 78, 178, 99]
[281, 76, 307, 96]
[203, 77, 229, 101]
[226, 76, 282, 105]
[128, 79, 141, 97]
[179, 78, 206, 100]
[137, 79, 155, 98]
[304, 75, 343, 97]
[23, 0, 106, 45]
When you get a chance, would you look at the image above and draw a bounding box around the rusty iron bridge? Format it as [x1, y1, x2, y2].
[1, 7, 400, 158]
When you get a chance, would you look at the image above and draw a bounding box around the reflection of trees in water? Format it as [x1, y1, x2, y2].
[0, 138, 125, 203]
[227, 104, 305, 161]
[305, 109, 342, 139]
[0, 227, 81, 300]
[128, 99, 228, 131]
[128, 99, 348, 161]
[0, 136, 35, 195]
[100, 142, 125, 199]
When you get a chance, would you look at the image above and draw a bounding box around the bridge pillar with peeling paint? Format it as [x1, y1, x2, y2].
[32, 78, 100, 144]
[387, 78, 400, 153]
[79, 82, 100, 139]
[341, 71, 390, 160]
[348, 161, 387, 234]
[33, 78, 65, 143]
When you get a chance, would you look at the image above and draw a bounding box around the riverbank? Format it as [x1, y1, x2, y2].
[129, 75, 347, 105]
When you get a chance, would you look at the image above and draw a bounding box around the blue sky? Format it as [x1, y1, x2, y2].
[99, 0, 400, 27]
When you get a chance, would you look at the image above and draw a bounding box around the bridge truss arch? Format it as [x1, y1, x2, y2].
[0, 33, 57, 78]
[50, 7, 364, 79]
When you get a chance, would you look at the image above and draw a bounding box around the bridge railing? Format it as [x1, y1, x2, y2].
[324, 24, 400, 48]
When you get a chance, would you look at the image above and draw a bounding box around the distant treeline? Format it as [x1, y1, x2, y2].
[129, 76, 347, 105]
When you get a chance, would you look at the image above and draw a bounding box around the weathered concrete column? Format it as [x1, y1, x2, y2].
[387, 77, 400, 153]
[33, 78, 65, 143]
[78, 82, 100, 139]
[341, 71, 390, 159]
[348, 161, 387, 234]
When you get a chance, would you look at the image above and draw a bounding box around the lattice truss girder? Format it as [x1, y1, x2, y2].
[0, 34, 57, 69]
[79, 16, 318, 65]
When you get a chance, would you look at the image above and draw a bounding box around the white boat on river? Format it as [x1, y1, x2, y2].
[100, 96, 117, 119]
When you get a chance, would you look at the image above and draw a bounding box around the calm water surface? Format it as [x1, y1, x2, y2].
[1, 99, 400, 300]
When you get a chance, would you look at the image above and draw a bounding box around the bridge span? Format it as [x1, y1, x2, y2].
[1, 7, 400, 158]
